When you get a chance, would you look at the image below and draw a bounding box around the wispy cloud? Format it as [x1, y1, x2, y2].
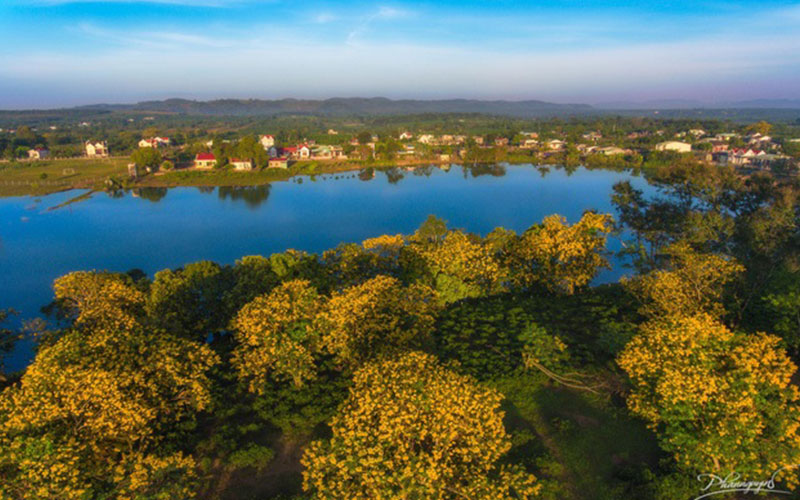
[74, 22, 237, 48]
[346, 5, 415, 44]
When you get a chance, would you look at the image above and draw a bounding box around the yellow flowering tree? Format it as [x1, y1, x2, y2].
[509, 212, 614, 294]
[618, 313, 800, 484]
[232, 280, 323, 390]
[316, 275, 439, 367]
[623, 241, 744, 319]
[302, 351, 539, 499]
[414, 230, 503, 303]
[52, 271, 145, 331]
[0, 272, 219, 499]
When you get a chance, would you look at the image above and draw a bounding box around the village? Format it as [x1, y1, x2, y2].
[117, 127, 799, 175]
[4, 117, 799, 181]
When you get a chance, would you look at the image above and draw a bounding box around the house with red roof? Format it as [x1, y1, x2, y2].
[280, 144, 310, 160]
[194, 152, 217, 169]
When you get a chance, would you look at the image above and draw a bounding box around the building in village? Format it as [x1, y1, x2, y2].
[194, 152, 217, 168]
[85, 140, 109, 158]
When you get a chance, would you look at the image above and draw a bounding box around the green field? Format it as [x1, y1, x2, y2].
[0, 158, 129, 197]
[0, 158, 426, 197]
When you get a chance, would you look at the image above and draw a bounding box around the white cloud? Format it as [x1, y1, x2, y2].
[313, 12, 338, 24]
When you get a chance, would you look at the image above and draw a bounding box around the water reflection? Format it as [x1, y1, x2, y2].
[462, 164, 507, 178]
[131, 187, 169, 203]
[217, 185, 272, 209]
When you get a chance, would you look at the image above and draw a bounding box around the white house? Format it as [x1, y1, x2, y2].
[399, 131, 413, 140]
[259, 135, 275, 149]
[545, 139, 565, 150]
[268, 157, 289, 169]
[596, 146, 629, 156]
[582, 131, 602, 141]
[27, 148, 49, 160]
[85, 140, 109, 158]
[138, 136, 171, 148]
[230, 158, 253, 171]
[655, 141, 692, 153]
[417, 134, 435, 144]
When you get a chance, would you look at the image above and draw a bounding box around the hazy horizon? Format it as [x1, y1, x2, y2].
[1, 0, 799, 109]
[4, 95, 800, 112]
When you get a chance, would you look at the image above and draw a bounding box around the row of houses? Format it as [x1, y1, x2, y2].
[193, 152, 290, 170]
[138, 136, 171, 148]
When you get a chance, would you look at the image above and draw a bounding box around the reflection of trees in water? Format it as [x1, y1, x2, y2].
[411, 165, 435, 177]
[133, 187, 168, 203]
[217, 185, 271, 209]
[358, 168, 375, 181]
[196, 186, 215, 194]
[384, 167, 405, 185]
[461, 164, 507, 178]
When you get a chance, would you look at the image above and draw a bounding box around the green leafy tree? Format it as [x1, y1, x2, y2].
[131, 147, 162, 171]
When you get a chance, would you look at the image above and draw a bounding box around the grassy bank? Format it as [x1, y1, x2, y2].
[0, 155, 544, 198]
[0, 158, 129, 197]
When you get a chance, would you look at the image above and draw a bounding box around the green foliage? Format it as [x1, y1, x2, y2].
[226, 444, 275, 471]
[131, 147, 162, 170]
[0, 310, 21, 375]
[147, 261, 235, 341]
[519, 323, 570, 371]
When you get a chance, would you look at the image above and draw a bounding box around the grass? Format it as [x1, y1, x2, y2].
[0, 157, 129, 197]
[0, 155, 549, 198]
[493, 373, 663, 500]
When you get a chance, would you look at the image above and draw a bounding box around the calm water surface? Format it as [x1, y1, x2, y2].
[0, 165, 655, 370]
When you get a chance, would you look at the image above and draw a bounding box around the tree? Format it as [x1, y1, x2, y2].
[0, 310, 22, 382]
[357, 131, 372, 145]
[147, 261, 234, 342]
[508, 212, 614, 294]
[233, 280, 324, 390]
[0, 272, 218, 499]
[52, 271, 145, 332]
[413, 230, 503, 303]
[618, 313, 800, 485]
[315, 275, 439, 367]
[411, 214, 448, 245]
[746, 120, 772, 136]
[302, 351, 540, 499]
[131, 147, 162, 171]
[623, 241, 744, 319]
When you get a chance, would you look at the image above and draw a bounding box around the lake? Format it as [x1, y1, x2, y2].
[0, 164, 655, 371]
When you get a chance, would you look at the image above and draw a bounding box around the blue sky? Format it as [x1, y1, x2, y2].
[0, 0, 799, 108]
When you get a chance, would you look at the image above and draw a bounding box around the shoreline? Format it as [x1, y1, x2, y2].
[0, 157, 541, 198]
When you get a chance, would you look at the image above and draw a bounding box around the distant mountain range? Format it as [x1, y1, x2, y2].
[74, 97, 595, 118]
[596, 99, 800, 110]
[1, 98, 798, 125]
